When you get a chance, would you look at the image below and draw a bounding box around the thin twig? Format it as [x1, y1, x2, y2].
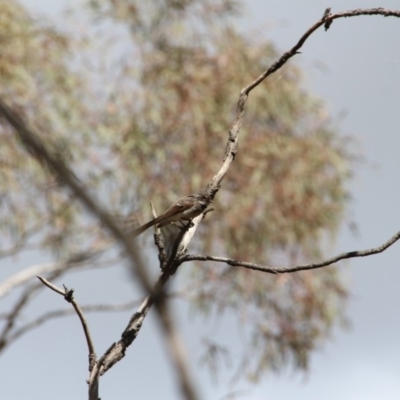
[37, 276, 96, 359]
[37, 276, 99, 399]
[182, 230, 400, 274]
[37, 276, 65, 295]
[242, 8, 400, 95]
[210, 8, 400, 193]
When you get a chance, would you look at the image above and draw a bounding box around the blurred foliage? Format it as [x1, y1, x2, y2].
[0, 0, 98, 256]
[0, 0, 356, 382]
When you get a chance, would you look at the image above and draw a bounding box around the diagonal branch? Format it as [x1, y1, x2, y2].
[182, 230, 400, 274]
[242, 7, 400, 95]
[95, 270, 171, 375]
[0, 99, 152, 296]
[93, 267, 199, 400]
[209, 7, 400, 192]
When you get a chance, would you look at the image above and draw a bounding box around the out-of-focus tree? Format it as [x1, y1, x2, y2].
[0, 0, 354, 382]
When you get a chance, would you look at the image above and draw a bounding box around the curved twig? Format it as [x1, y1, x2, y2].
[182, 230, 400, 274]
[37, 276, 96, 360]
[210, 7, 400, 193]
[243, 8, 400, 95]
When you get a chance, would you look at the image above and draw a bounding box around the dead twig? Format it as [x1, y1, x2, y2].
[182, 230, 400, 274]
[37, 276, 97, 366]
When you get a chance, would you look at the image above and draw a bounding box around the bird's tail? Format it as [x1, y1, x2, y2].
[130, 215, 165, 237]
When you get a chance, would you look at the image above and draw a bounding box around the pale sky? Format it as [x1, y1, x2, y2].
[3, 1, 400, 399]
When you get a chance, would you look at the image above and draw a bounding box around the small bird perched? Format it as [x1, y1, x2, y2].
[128, 191, 211, 237]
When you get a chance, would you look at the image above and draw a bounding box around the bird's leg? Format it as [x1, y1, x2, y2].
[174, 220, 193, 230]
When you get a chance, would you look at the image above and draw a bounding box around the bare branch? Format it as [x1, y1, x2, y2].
[95, 270, 171, 375]
[91, 267, 199, 399]
[242, 8, 400, 95]
[210, 7, 400, 193]
[37, 276, 96, 359]
[37, 276, 65, 295]
[36, 276, 99, 400]
[182, 230, 400, 274]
